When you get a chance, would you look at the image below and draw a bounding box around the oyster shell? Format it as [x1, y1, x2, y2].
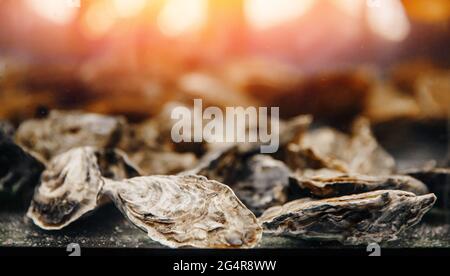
[130, 102, 187, 152]
[287, 118, 396, 175]
[102, 175, 263, 248]
[27, 147, 139, 230]
[16, 111, 127, 161]
[0, 121, 14, 139]
[128, 102, 209, 155]
[193, 145, 243, 184]
[229, 155, 291, 216]
[122, 103, 200, 175]
[259, 190, 436, 245]
[195, 150, 292, 215]
[129, 150, 197, 175]
[27, 147, 103, 230]
[278, 115, 313, 149]
[389, 62, 450, 120]
[189, 116, 310, 215]
[193, 115, 312, 180]
[0, 131, 44, 200]
[95, 148, 141, 180]
[404, 166, 450, 208]
[290, 170, 429, 198]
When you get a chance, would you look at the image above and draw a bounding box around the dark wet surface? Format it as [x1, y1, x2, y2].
[0, 204, 449, 249]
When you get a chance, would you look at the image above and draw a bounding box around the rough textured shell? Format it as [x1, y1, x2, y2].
[291, 170, 429, 198]
[231, 155, 291, 216]
[193, 114, 311, 174]
[194, 150, 292, 216]
[16, 111, 126, 161]
[27, 147, 104, 230]
[190, 115, 311, 211]
[95, 148, 141, 180]
[287, 118, 395, 175]
[259, 190, 436, 245]
[27, 147, 141, 230]
[130, 150, 197, 175]
[102, 175, 263, 248]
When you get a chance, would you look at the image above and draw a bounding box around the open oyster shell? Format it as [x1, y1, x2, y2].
[0, 130, 44, 200]
[259, 190, 436, 245]
[286, 118, 396, 175]
[102, 175, 263, 248]
[290, 170, 429, 198]
[16, 111, 127, 161]
[27, 147, 139, 230]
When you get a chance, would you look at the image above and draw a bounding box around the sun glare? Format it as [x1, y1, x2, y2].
[26, 0, 412, 42]
[26, 0, 77, 25]
[331, 0, 364, 17]
[113, 0, 148, 18]
[82, 0, 118, 38]
[367, 0, 411, 42]
[244, 0, 316, 30]
[157, 0, 208, 37]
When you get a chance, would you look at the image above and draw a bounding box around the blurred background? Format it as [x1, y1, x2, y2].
[0, 0, 449, 123]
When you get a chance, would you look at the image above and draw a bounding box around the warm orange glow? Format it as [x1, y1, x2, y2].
[244, 0, 315, 30]
[157, 0, 208, 37]
[26, 0, 77, 25]
[113, 0, 148, 18]
[82, 1, 118, 38]
[403, 0, 450, 23]
[331, 0, 364, 17]
[25, 0, 417, 43]
[367, 0, 411, 42]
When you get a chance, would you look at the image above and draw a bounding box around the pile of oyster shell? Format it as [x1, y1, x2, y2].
[1, 107, 448, 249]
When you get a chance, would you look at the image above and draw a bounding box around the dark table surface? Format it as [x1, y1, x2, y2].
[1, 204, 449, 250]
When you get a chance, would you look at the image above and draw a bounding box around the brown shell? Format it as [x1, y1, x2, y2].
[259, 190, 436, 245]
[27, 147, 139, 230]
[95, 148, 142, 180]
[194, 150, 292, 215]
[102, 175, 262, 248]
[193, 145, 244, 184]
[229, 155, 291, 216]
[287, 118, 396, 175]
[123, 103, 200, 175]
[129, 150, 197, 175]
[16, 111, 127, 161]
[193, 115, 311, 180]
[129, 102, 205, 155]
[189, 116, 311, 215]
[290, 170, 429, 198]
